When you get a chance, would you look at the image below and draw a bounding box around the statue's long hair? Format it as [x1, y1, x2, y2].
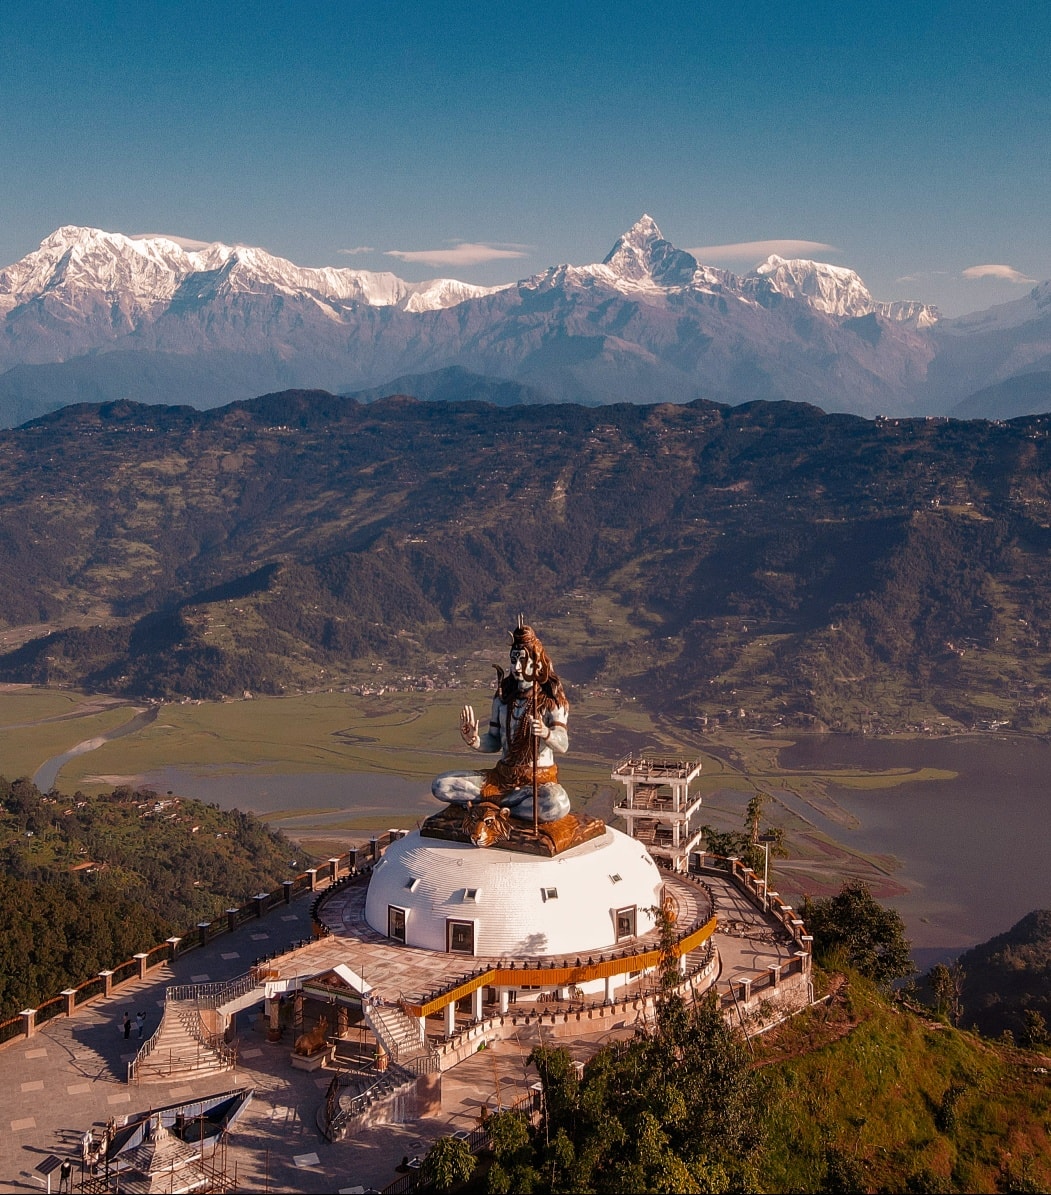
[494, 624, 567, 767]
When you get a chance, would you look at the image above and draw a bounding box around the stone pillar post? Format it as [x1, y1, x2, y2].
[471, 987, 484, 1022]
[20, 1008, 36, 1039]
[444, 1001, 456, 1038]
[307, 868, 318, 891]
[62, 989, 77, 1017]
[768, 963, 782, 988]
[134, 952, 149, 981]
[738, 978, 752, 1004]
[267, 998, 281, 1041]
[283, 879, 294, 904]
[99, 970, 114, 998]
[678, 951, 688, 977]
[227, 908, 239, 933]
[253, 893, 268, 918]
[197, 921, 211, 947]
[499, 988, 510, 1014]
[167, 936, 182, 963]
[604, 974, 615, 1002]
[329, 857, 341, 883]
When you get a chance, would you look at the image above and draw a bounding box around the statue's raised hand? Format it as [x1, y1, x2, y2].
[460, 705, 480, 746]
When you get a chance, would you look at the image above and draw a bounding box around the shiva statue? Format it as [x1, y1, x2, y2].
[432, 620, 571, 822]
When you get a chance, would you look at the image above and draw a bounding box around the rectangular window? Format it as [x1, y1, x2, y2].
[447, 919, 475, 955]
[388, 906, 406, 943]
[615, 906, 637, 941]
[541, 887, 558, 901]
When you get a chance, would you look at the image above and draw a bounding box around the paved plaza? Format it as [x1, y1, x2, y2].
[0, 869, 800, 1193]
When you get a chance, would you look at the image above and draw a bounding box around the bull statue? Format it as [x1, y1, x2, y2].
[461, 801, 513, 848]
[293, 1014, 329, 1056]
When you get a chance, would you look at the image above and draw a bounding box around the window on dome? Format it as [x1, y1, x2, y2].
[541, 887, 558, 901]
[388, 906, 407, 943]
[610, 874, 622, 884]
[405, 878, 420, 892]
[462, 888, 480, 902]
[447, 919, 475, 955]
[615, 906, 637, 941]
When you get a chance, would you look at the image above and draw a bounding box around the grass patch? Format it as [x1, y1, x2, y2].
[756, 975, 1051, 1192]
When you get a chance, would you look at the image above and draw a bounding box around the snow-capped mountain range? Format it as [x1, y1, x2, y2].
[0, 225, 504, 325]
[0, 215, 1048, 425]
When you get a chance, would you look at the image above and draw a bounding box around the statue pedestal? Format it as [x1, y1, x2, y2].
[290, 1046, 331, 1071]
[420, 805, 605, 857]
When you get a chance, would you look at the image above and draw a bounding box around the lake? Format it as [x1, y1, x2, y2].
[776, 734, 1051, 962]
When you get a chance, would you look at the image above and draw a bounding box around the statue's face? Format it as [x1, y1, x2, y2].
[509, 646, 535, 683]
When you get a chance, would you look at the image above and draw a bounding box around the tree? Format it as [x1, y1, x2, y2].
[1021, 1008, 1048, 1048]
[422, 1135, 476, 1192]
[803, 882, 914, 985]
[702, 790, 787, 876]
[928, 962, 965, 1025]
[485, 1111, 538, 1194]
[525, 994, 763, 1192]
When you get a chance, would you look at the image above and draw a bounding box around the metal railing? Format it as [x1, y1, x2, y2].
[166, 968, 261, 1010]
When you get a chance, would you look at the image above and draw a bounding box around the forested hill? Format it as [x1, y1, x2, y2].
[4, 391, 1051, 733]
[0, 775, 309, 1017]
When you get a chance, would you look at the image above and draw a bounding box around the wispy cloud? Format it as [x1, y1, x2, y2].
[132, 233, 214, 251]
[896, 270, 950, 285]
[338, 245, 376, 256]
[385, 242, 530, 268]
[688, 239, 838, 263]
[962, 263, 1036, 284]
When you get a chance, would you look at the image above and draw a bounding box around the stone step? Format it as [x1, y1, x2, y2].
[136, 1061, 233, 1083]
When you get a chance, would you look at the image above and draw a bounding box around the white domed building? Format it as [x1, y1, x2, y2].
[365, 823, 665, 967]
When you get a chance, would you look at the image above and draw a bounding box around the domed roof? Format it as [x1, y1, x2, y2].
[364, 826, 663, 958]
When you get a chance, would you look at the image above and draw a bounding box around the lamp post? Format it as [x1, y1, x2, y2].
[758, 832, 779, 913]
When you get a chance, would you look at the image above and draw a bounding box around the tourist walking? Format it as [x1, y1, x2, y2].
[59, 1158, 73, 1192]
[135, 1011, 146, 1038]
[122, 1011, 131, 1039]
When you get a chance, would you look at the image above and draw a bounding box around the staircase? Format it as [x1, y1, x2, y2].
[128, 999, 235, 1084]
[363, 1002, 429, 1066]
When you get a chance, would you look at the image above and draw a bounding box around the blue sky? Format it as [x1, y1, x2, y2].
[1, 0, 1048, 316]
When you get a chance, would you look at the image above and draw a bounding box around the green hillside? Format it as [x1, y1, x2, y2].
[756, 976, 1051, 1192]
[0, 774, 311, 1017]
[5, 393, 1051, 734]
